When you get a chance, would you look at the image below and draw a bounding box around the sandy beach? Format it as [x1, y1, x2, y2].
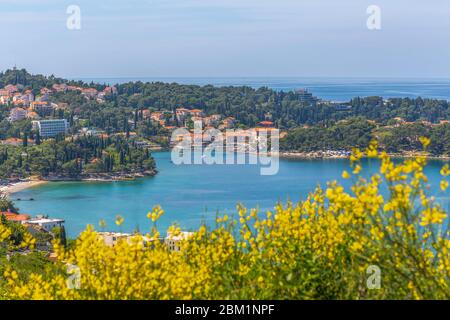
[0, 180, 48, 196]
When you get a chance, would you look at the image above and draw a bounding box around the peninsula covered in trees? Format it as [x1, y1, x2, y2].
[0, 135, 155, 180]
[1, 67, 450, 169]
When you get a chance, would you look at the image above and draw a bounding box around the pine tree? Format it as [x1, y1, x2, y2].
[22, 133, 28, 147]
[60, 226, 67, 247]
[35, 131, 41, 145]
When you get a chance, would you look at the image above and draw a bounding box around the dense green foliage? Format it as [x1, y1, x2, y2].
[280, 118, 375, 152]
[0, 135, 155, 179]
[0, 249, 61, 299]
[2, 68, 450, 157]
[0, 200, 18, 213]
[281, 118, 450, 156]
[2, 69, 450, 133]
[376, 123, 450, 155]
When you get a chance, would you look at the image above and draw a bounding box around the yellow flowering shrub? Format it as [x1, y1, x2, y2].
[3, 141, 450, 300]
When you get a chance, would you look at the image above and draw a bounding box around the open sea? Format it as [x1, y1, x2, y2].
[77, 77, 450, 102]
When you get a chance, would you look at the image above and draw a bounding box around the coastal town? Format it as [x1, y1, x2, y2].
[1, 71, 450, 198]
[0, 72, 286, 254]
[1, 207, 194, 255]
[0, 73, 345, 258]
[2, 69, 450, 257]
[1, 0, 449, 303]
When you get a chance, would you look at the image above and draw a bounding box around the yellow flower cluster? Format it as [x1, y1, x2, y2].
[0, 224, 12, 243]
[0, 223, 35, 250]
[3, 139, 450, 300]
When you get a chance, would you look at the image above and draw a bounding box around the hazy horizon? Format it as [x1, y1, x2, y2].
[1, 0, 450, 79]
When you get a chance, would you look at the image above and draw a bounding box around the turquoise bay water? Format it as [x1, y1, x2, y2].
[14, 152, 450, 238]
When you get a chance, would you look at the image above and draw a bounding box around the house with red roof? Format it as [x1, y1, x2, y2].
[9, 107, 27, 121]
[189, 109, 204, 117]
[0, 211, 31, 223]
[257, 121, 274, 128]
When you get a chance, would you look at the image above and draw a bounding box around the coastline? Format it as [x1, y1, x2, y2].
[0, 180, 48, 196]
[1, 151, 447, 197]
[278, 151, 450, 161]
[43, 169, 157, 182]
[1, 170, 158, 197]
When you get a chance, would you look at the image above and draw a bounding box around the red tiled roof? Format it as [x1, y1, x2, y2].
[0, 212, 31, 222]
[258, 121, 274, 125]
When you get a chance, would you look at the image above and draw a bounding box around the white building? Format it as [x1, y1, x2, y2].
[0, 95, 10, 105]
[98, 232, 131, 247]
[165, 231, 194, 252]
[98, 232, 153, 247]
[32, 119, 69, 138]
[25, 218, 65, 232]
[9, 107, 27, 122]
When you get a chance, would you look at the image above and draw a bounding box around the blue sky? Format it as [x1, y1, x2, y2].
[1, 0, 450, 78]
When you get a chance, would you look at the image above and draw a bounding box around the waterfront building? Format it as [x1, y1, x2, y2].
[165, 231, 194, 252]
[98, 232, 132, 247]
[32, 119, 69, 138]
[25, 217, 65, 232]
[98, 231, 194, 251]
[0, 212, 31, 222]
[98, 232, 153, 247]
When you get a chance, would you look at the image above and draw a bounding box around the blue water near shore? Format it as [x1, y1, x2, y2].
[77, 77, 450, 101]
[14, 152, 450, 238]
[14, 78, 450, 237]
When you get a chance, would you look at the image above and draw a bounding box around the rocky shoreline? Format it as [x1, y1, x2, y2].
[43, 169, 158, 182]
[279, 150, 350, 159]
[0, 169, 157, 197]
[279, 150, 450, 161]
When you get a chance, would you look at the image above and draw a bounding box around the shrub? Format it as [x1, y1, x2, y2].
[3, 140, 449, 299]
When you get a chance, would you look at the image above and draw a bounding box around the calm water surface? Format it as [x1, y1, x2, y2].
[77, 77, 450, 101]
[14, 153, 450, 238]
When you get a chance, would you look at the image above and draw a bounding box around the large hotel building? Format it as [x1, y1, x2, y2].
[32, 119, 69, 138]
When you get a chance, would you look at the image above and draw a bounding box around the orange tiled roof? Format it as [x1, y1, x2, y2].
[0, 212, 31, 222]
[258, 121, 274, 126]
